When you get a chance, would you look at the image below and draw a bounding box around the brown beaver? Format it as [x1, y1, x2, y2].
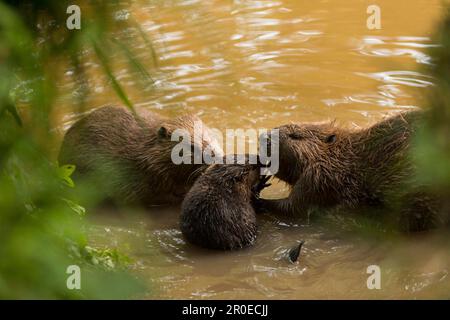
[180, 156, 271, 250]
[58, 105, 223, 205]
[258, 110, 447, 232]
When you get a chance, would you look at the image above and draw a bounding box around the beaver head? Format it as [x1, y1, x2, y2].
[180, 157, 269, 250]
[259, 121, 364, 209]
[203, 161, 263, 195]
[157, 114, 222, 156]
[270, 122, 340, 185]
[144, 113, 224, 184]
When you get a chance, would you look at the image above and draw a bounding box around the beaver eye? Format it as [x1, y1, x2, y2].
[288, 132, 302, 140]
[157, 126, 170, 139]
[325, 134, 336, 144]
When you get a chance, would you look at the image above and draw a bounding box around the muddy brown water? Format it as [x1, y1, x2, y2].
[57, 0, 449, 298]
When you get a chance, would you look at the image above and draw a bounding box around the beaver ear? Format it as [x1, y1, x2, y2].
[157, 126, 170, 139]
[325, 134, 336, 144]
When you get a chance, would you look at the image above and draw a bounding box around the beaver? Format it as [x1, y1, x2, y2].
[258, 110, 448, 232]
[58, 105, 223, 205]
[180, 156, 271, 250]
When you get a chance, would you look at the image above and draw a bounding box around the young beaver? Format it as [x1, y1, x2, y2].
[58, 106, 223, 205]
[259, 110, 447, 232]
[180, 157, 270, 250]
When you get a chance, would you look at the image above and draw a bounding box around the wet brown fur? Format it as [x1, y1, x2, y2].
[180, 157, 268, 250]
[261, 110, 447, 231]
[58, 105, 221, 205]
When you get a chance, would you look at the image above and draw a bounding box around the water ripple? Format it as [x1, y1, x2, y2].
[356, 70, 434, 88]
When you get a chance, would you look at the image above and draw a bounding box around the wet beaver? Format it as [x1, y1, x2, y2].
[258, 110, 447, 232]
[180, 156, 271, 250]
[58, 105, 223, 205]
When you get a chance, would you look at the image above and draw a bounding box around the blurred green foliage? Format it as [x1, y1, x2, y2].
[0, 0, 152, 299]
[0, 0, 448, 300]
[415, 8, 450, 191]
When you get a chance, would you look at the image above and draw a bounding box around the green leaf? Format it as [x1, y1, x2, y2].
[92, 41, 136, 114]
[132, 18, 158, 67]
[62, 198, 86, 217]
[6, 101, 22, 126]
[113, 38, 154, 84]
[58, 164, 76, 188]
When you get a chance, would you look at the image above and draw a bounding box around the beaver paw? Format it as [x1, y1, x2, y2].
[252, 175, 272, 195]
